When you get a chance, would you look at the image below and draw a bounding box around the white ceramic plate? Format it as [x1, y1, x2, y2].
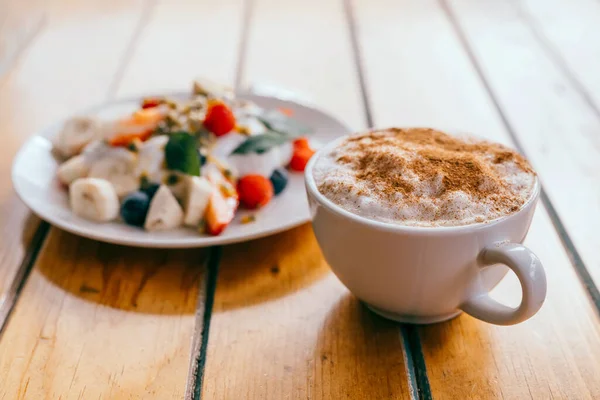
[12, 93, 351, 248]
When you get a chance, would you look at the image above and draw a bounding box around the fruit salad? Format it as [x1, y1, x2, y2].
[54, 79, 315, 236]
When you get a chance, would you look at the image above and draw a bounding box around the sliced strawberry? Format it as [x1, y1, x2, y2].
[141, 97, 162, 109]
[289, 146, 315, 172]
[204, 100, 236, 136]
[293, 137, 310, 150]
[237, 175, 274, 209]
[205, 190, 238, 235]
[205, 170, 239, 235]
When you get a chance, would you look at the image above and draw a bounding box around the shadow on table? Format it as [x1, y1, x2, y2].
[213, 223, 329, 312]
[312, 294, 409, 398]
[31, 227, 204, 315]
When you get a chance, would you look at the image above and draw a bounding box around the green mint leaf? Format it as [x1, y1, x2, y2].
[165, 132, 200, 176]
[257, 110, 312, 136]
[231, 131, 291, 155]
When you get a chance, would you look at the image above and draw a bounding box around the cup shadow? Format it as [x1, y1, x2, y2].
[213, 223, 330, 312]
[31, 227, 205, 315]
[312, 293, 410, 399]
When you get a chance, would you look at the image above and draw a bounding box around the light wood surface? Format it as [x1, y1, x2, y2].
[203, 225, 412, 400]
[1, 0, 600, 398]
[0, 1, 244, 398]
[354, 0, 600, 398]
[446, 0, 600, 288]
[0, 230, 205, 399]
[420, 211, 600, 399]
[521, 0, 600, 110]
[236, 0, 365, 130]
[201, 0, 405, 398]
[0, 0, 144, 323]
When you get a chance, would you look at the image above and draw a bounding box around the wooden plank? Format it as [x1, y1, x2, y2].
[420, 211, 600, 399]
[445, 0, 600, 292]
[0, 0, 45, 79]
[353, 0, 600, 398]
[236, 0, 365, 130]
[117, 0, 243, 97]
[0, 0, 144, 324]
[0, 231, 205, 399]
[0, 0, 246, 398]
[201, 0, 410, 398]
[203, 225, 412, 399]
[520, 0, 600, 111]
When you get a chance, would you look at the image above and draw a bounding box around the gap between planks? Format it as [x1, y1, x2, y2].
[0, 222, 49, 337]
[0, 0, 158, 350]
[344, 1, 426, 398]
[438, 0, 600, 317]
[165, 0, 600, 398]
[184, 1, 255, 397]
[185, 246, 222, 400]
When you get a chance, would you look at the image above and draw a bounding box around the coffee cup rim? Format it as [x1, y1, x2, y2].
[304, 134, 541, 235]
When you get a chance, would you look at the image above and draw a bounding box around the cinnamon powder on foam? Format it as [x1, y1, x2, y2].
[314, 128, 537, 226]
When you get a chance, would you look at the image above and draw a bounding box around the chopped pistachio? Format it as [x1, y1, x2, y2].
[139, 174, 152, 189]
[235, 125, 251, 135]
[166, 174, 180, 185]
[197, 219, 206, 233]
[240, 215, 256, 224]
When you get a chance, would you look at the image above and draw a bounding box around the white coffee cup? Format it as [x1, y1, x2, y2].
[304, 137, 547, 325]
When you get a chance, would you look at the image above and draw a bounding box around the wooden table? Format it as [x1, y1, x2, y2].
[2, 0, 600, 398]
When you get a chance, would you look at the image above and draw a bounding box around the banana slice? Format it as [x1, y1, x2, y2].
[88, 151, 138, 197]
[192, 78, 234, 100]
[70, 178, 119, 222]
[53, 116, 101, 158]
[183, 176, 213, 227]
[144, 185, 184, 231]
[81, 140, 113, 164]
[57, 155, 90, 185]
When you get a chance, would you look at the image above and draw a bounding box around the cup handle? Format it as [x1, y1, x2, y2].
[460, 243, 547, 325]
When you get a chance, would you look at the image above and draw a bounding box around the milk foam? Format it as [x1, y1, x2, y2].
[313, 132, 537, 227]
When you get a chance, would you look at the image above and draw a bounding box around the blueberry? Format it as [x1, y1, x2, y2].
[120, 191, 151, 226]
[270, 168, 288, 195]
[141, 183, 160, 199]
[197, 149, 207, 166]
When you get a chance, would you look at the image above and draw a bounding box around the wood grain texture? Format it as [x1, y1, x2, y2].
[445, 0, 600, 289]
[0, 0, 144, 325]
[117, 0, 244, 97]
[201, 0, 410, 398]
[203, 225, 411, 400]
[354, 0, 600, 398]
[0, 0, 45, 79]
[237, 0, 365, 130]
[520, 0, 600, 111]
[0, 0, 245, 398]
[0, 230, 205, 399]
[420, 211, 600, 399]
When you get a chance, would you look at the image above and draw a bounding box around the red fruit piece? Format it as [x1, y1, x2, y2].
[293, 137, 310, 149]
[204, 100, 236, 136]
[289, 147, 315, 172]
[141, 97, 162, 109]
[205, 190, 238, 235]
[237, 175, 274, 209]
